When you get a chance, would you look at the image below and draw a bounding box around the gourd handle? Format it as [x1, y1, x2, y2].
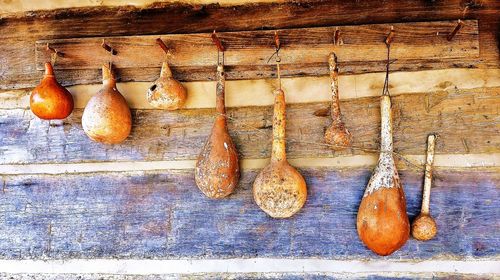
[215, 64, 225, 115]
[271, 89, 286, 162]
[421, 134, 436, 215]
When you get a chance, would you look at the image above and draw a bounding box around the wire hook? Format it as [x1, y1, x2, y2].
[46, 43, 63, 65]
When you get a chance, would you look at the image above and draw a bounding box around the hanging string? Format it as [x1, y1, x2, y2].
[208, 28, 426, 174]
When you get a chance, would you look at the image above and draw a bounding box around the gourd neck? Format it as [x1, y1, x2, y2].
[380, 95, 393, 153]
[271, 89, 286, 162]
[216, 63, 225, 115]
[43, 62, 55, 78]
[328, 53, 342, 124]
[160, 61, 173, 78]
[102, 64, 116, 88]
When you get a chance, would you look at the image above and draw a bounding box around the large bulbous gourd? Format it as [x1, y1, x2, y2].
[82, 64, 132, 144]
[30, 62, 74, 120]
[253, 88, 307, 218]
[194, 63, 240, 198]
[356, 94, 410, 256]
[147, 62, 187, 110]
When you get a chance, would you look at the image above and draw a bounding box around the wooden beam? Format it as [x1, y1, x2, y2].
[32, 21, 479, 84]
[0, 168, 497, 259]
[0, 87, 498, 165]
[0, 0, 499, 89]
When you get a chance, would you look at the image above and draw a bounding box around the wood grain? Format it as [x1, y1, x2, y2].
[0, 0, 499, 90]
[31, 21, 479, 85]
[0, 168, 498, 259]
[1, 87, 498, 165]
[0, 272, 495, 280]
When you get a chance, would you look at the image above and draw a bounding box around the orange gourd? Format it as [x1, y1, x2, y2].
[30, 62, 74, 120]
[147, 62, 187, 110]
[194, 63, 240, 198]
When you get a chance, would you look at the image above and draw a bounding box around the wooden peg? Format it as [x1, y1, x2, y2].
[156, 38, 170, 55]
[385, 26, 395, 46]
[101, 39, 117, 55]
[334, 27, 341, 46]
[211, 30, 225, 52]
[447, 19, 464, 41]
[273, 31, 281, 51]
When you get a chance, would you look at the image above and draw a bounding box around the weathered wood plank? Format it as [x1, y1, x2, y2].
[1, 87, 498, 164]
[0, 168, 498, 259]
[0, 0, 499, 89]
[0, 272, 495, 280]
[31, 21, 479, 84]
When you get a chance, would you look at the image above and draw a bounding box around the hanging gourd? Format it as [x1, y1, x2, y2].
[324, 52, 352, 150]
[30, 45, 74, 120]
[411, 134, 438, 241]
[253, 32, 307, 218]
[194, 32, 240, 199]
[147, 39, 187, 110]
[82, 64, 132, 144]
[357, 28, 410, 256]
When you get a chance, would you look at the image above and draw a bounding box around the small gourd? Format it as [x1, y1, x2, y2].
[82, 64, 132, 144]
[147, 62, 187, 110]
[30, 62, 74, 120]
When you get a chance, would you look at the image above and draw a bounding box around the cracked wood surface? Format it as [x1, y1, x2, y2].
[0, 0, 499, 89]
[0, 87, 498, 165]
[0, 168, 498, 259]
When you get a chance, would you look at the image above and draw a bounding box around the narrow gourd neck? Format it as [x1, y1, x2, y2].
[380, 95, 393, 153]
[271, 88, 286, 162]
[216, 63, 225, 115]
[328, 53, 342, 124]
[44, 62, 55, 77]
[160, 61, 173, 78]
[102, 64, 116, 87]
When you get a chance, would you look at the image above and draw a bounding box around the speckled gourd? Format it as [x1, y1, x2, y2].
[147, 61, 187, 110]
[30, 62, 74, 120]
[324, 53, 352, 150]
[356, 93, 410, 256]
[253, 88, 307, 218]
[194, 63, 240, 198]
[82, 64, 132, 144]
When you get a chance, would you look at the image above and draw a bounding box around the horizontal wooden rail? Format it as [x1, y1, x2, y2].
[34, 20, 479, 84]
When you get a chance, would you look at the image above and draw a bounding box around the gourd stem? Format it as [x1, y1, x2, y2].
[421, 134, 436, 215]
[380, 95, 393, 153]
[102, 64, 116, 87]
[216, 63, 225, 115]
[44, 62, 55, 77]
[328, 53, 342, 123]
[271, 89, 286, 162]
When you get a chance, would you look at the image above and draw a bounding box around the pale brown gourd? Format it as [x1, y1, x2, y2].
[30, 62, 74, 120]
[411, 134, 438, 241]
[147, 61, 187, 110]
[324, 53, 352, 150]
[253, 89, 307, 218]
[194, 63, 240, 198]
[82, 64, 132, 144]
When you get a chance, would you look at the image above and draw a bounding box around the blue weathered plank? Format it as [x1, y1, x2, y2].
[1, 87, 498, 165]
[0, 168, 498, 259]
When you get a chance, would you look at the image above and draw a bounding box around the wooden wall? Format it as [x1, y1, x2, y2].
[0, 0, 499, 279]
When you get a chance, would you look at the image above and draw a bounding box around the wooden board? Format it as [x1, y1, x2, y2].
[0, 168, 498, 259]
[32, 21, 479, 84]
[0, 0, 499, 90]
[0, 272, 494, 280]
[1, 87, 498, 165]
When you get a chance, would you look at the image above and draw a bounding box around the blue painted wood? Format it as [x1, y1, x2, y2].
[0, 168, 498, 259]
[1, 87, 498, 165]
